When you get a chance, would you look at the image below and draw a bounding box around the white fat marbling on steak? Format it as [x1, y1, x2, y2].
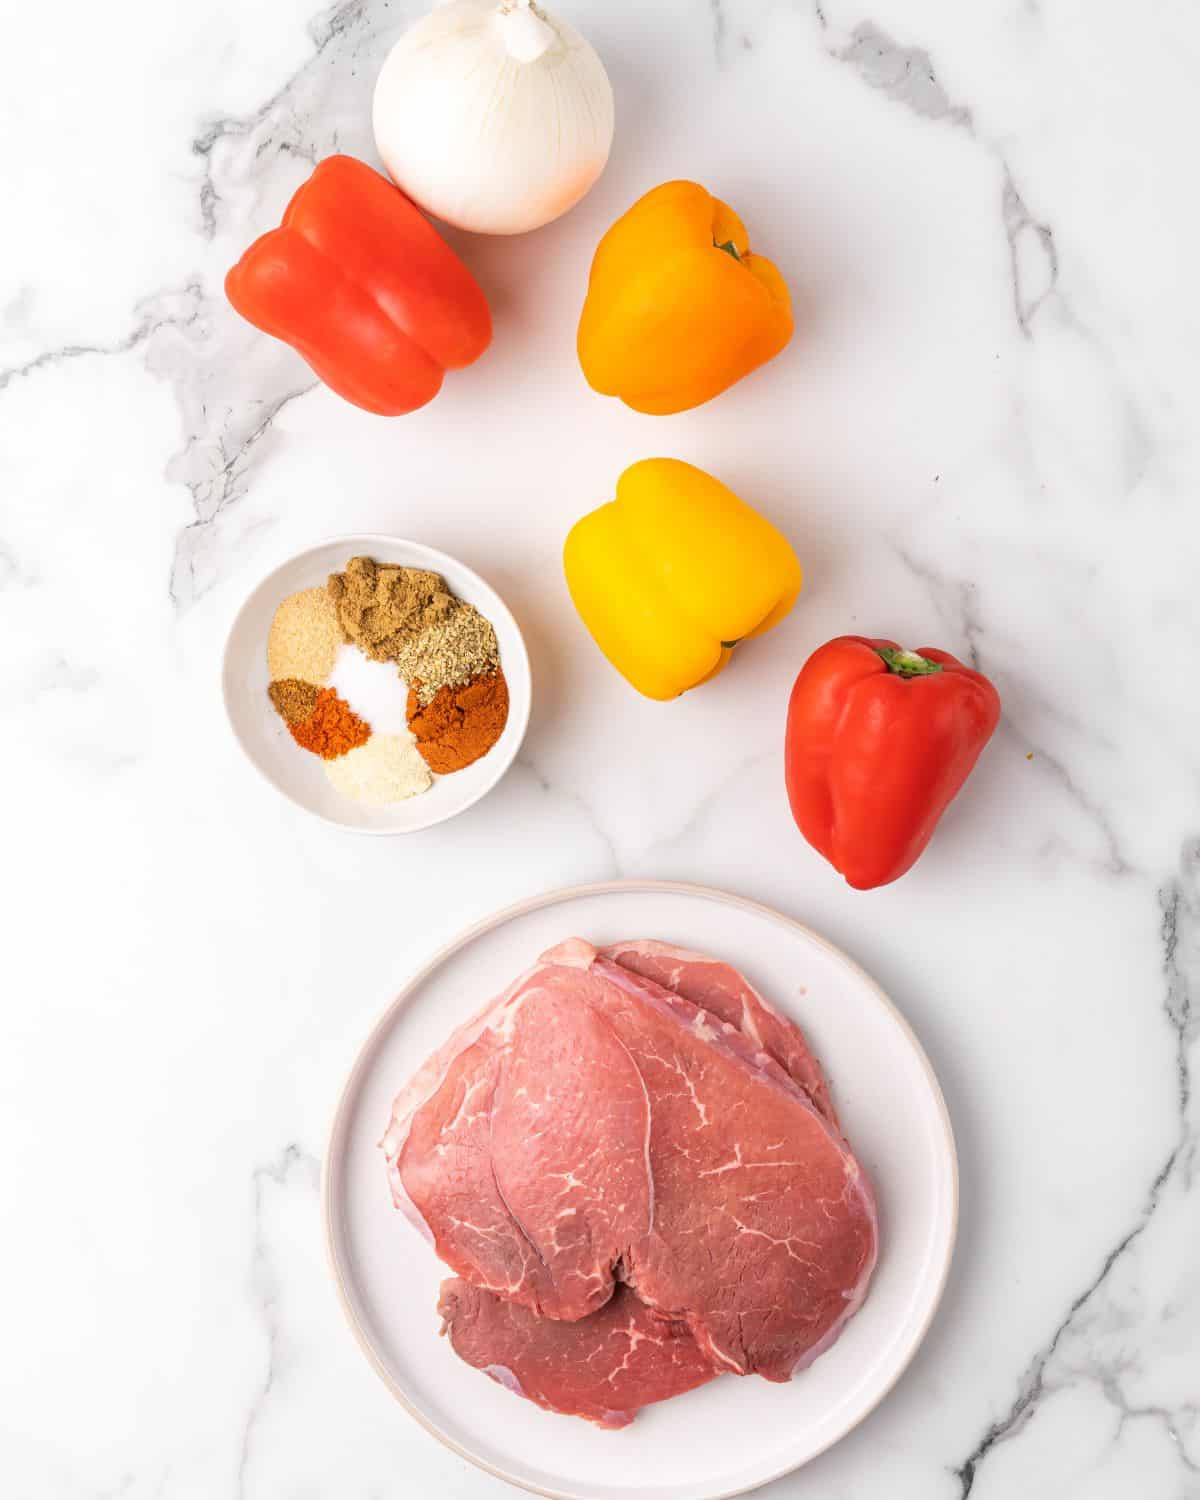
[399, 943, 877, 1387]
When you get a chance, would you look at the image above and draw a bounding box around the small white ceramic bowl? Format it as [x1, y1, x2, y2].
[222, 536, 531, 834]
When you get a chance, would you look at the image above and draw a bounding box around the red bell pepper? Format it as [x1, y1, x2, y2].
[785, 637, 1001, 890]
[225, 155, 492, 416]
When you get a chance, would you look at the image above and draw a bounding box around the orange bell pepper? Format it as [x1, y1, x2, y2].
[226, 155, 492, 416]
[577, 180, 793, 415]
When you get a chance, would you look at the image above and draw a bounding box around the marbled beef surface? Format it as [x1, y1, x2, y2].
[387, 938, 877, 1418]
[600, 939, 839, 1128]
[438, 1279, 717, 1429]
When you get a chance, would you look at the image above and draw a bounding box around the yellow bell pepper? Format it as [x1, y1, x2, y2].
[563, 459, 802, 701]
[577, 180, 793, 415]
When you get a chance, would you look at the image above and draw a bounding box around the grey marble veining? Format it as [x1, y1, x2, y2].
[3, 1, 1199, 1497]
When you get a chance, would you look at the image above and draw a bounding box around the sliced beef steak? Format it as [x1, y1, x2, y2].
[439, 1279, 716, 1428]
[399, 972, 653, 1321]
[390, 939, 877, 1383]
[601, 940, 838, 1127]
[389, 939, 854, 1424]
[383, 937, 836, 1229]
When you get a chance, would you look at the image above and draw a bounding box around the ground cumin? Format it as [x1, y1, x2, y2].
[289, 688, 371, 760]
[406, 670, 509, 774]
[327, 557, 456, 662]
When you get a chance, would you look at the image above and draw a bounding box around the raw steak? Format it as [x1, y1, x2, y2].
[430, 941, 844, 1422]
[390, 939, 877, 1382]
[600, 940, 838, 1127]
[399, 966, 653, 1321]
[438, 1279, 717, 1429]
[382, 938, 837, 1237]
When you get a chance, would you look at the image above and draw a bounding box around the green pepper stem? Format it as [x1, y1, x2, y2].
[877, 646, 942, 677]
[715, 239, 742, 262]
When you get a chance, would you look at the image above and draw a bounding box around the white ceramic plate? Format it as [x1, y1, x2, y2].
[323, 881, 957, 1500]
[222, 535, 531, 834]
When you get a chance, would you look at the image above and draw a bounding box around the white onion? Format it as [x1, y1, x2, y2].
[372, 0, 615, 236]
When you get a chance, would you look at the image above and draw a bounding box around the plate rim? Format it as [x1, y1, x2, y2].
[321, 878, 959, 1500]
[220, 531, 533, 837]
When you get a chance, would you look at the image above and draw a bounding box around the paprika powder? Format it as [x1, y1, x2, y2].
[289, 688, 372, 760]
[406, 671, 509, 774]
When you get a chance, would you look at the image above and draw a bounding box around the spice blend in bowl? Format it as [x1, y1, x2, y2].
[395, 602, 500, 707]
[407, 671, 509, 773]
[268, 678, 321, 724]
[263, 554, 511, 807]
[325, 733, 433, 804]
[287, 688, 372, 759]
[267, 587, 341, 682]
[327, 557, 456, 662]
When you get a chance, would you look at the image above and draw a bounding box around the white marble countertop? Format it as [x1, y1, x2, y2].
[4, 2, 1198, 1496]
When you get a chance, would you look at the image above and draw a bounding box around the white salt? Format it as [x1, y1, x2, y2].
[328, 644, 412, 734]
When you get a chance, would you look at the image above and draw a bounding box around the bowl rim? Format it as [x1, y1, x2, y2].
[220, 532, 532, 836]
